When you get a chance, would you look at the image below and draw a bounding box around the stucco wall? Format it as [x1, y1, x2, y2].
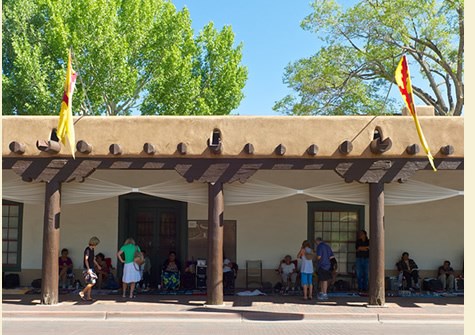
[2, 115, 464, 158]
[3, 169, 463, 286]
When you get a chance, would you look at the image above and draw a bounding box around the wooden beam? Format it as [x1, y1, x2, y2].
[275, 144, 286, 156]
[41, 181, 61, 305]
[177, 142, 187, 155]
[369, 137, 392, 154]
[440, 145, 454, 156]
[335, 160, 429, 183]
[339, 140, 353, 154]
[368, 182, 385, 306]
[76, 140, 92, 154]
[143, 143, 156, 155]
[307, 144, 318, 156]
[208, 142, 222, 154]
[109, 144, 122, 155]
[244, 143, 254, 154]
[406, 144, 420, 155]
[9, 141, 25, 154]
[207, 182, 224, 305]
[36, 140, 61, 154]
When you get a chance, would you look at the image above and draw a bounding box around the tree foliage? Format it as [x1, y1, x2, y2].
[2, 0, 247, 116]
[274, 0, 463, 116]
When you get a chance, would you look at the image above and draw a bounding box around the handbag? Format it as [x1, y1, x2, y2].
[134, 246, 145, 266]
[305, 252, 314, 261]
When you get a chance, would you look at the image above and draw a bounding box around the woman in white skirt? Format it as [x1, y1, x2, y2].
[117, 237, 142, 298]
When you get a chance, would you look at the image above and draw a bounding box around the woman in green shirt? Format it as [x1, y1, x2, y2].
[117, 237, 142, 298]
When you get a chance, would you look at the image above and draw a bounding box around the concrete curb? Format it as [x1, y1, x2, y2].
[2, 311, 464, 324]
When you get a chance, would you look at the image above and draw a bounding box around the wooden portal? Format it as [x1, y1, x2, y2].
[207, 182, 224, 305]
[368, 182, 385, 306]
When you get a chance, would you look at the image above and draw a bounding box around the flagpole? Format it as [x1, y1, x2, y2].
[70, 47, 94, 117]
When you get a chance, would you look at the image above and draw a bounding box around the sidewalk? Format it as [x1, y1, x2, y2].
[2, 292, 464, 324]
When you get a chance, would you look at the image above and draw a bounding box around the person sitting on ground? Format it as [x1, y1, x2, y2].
[95, 253, 110, 289]
[58, 248, 74, 289]
[396, 252, 420, 290]
[161, 251, 181, 291]
[278, 255, 297, 294]
[438, 260, 455, 292]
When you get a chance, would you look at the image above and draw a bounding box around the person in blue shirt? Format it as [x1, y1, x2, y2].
[315, 237, 336, 300]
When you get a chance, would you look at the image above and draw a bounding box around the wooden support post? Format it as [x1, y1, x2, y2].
[207, 182, 224, 305]
[368, 182, 385, 306]
[41, 181, 61, 305]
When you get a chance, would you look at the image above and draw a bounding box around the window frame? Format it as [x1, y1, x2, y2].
[307, 201, 365, 275]
[2, 200, 23, 272]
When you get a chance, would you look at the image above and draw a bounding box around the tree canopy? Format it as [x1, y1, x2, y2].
[273, 0, 463, 116]
[2, 0, 247, 116]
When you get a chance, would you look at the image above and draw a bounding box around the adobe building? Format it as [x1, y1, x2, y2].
[2, 111, 463, 305]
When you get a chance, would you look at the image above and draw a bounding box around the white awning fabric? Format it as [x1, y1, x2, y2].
[2, 177, 463, 206]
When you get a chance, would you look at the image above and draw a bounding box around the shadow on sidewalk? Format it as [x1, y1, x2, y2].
[3, 293, 464, 309]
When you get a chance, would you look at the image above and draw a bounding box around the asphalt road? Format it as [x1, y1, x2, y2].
[3, 320, 464, 335]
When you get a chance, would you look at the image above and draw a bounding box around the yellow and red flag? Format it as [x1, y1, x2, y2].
[57, 49, 77, 159]
[395, 55, 436, 171]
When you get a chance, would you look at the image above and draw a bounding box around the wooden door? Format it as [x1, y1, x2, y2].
[119, 195, 187, 287]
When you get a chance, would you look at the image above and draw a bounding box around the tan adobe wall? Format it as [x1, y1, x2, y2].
[2, 115, 463, 158]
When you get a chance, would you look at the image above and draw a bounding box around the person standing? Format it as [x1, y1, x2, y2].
[315, 237, 336, 300]
[355, 230, 370, 292]
[79, 237, 101, 301]
[297, 240, 314, 300]
[117, 237, 142, 298]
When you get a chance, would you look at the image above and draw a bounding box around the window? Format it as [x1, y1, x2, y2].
[2, 200, 23, 271]
[308, 202, 364, 275]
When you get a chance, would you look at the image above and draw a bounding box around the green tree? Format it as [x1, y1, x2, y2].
[2, 0, 247, 116]
[274, 0, 463, 116]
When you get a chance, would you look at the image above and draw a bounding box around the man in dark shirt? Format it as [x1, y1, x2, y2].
[438, 260, 455, 291]
[396, 252, 419, 290]
[355, 230, 369, 292]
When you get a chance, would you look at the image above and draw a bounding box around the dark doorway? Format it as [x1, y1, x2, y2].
[118, 194, 187, 287]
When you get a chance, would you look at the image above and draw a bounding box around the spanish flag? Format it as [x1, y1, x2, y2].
[395, 55, 436, 171]
[57, 49, 77, 158]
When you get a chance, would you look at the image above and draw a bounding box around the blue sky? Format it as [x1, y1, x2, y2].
[171, 0, 321, 116]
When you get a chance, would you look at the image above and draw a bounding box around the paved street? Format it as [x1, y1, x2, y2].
[2, 320, 464, 335]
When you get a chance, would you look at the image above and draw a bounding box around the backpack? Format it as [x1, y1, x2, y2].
[3, 273, 20, 289]
[334, 279, 350, 292]
[105, 273, 119, 290]
[423, 278, 444, 292]
[31, 278, 42, 289]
